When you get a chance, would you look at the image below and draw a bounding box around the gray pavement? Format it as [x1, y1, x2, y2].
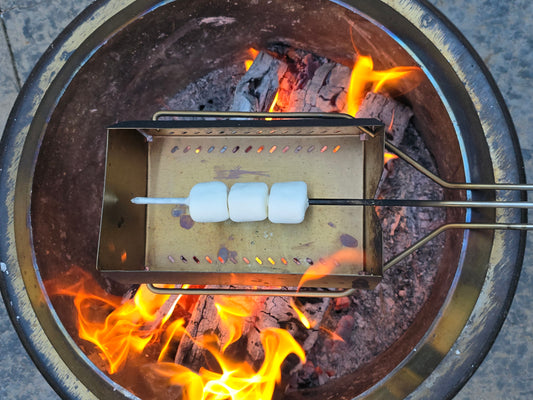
[0, 1, 531, 399]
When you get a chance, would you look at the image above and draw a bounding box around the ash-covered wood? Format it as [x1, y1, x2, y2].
[164, 64, 244, 112]
[230, 51, 286, 112]
[357, 91, 413, 146]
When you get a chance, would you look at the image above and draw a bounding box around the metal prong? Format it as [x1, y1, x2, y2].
[385, 141, 533, 191]
[383, 223, 533, 271]
[309, 198, 533, 209]
[133, 196, 533, 208]
[147, 283, 357, 298]
[152, 110, 356, 121]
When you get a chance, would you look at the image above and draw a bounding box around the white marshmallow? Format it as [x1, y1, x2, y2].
[268, 181, 309, 224]
[228, 182, 268, 222]
[188, 181, 229, 222]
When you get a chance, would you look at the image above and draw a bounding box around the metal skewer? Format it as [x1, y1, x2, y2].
[132, 196, 533, 209]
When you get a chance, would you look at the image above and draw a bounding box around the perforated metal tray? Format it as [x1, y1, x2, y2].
[97, 113, 385, 291]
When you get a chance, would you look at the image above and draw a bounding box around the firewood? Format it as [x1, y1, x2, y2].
[356, 91, 413, 146]
[230, 51, 287, 112]
[247, 50, 413, 146]
[174, 289, 329, 371]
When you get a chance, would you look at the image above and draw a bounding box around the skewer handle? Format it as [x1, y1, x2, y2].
[309, 198, 533, 208]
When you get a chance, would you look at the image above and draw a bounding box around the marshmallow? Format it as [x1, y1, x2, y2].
[188, 181, 229, 222]
[228, 182, 269, 222]
[268, 181, 309, 224]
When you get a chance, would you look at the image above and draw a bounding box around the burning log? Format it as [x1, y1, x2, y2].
[230, 51, 287, 112]
[357, 91, 413, 146]
[175, 290, 329, 372]
[231, 50, 412, 147]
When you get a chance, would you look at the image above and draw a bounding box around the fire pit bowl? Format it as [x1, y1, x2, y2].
[0, 0, 525, 399]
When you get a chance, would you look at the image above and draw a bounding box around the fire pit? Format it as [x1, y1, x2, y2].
[0, 0, 526, 399]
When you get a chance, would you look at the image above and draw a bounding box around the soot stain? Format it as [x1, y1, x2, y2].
[218, 247, 229, 263]
[229, 250, 238, 261]
[180, 214, 194, 229]
[213, 166, 269, 180]
[340, 233, 358, 248]
[171, 207, 184, 217]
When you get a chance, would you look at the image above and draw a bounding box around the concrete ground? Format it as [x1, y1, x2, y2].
[0, 1, 531, 399]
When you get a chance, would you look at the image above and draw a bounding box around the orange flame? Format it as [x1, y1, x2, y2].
[48, 268, 184, 374]
[384, 152, 398, 165]
[265, 90, 279, 121]
[214, 296, 257, 351]
[268, 90, 279, 113]
[151, 328, 305, 399]
[345, 54, 421, 116]
[290, 298, 312, 329]
[297, 248, 363, 290]
[244, 47, 259, 71]
[289, 248, 363, 328]
[387, 109, 395, 133]
[158, 318, 187, 362]
[49, 269, 305, 399]
[320, 326, 345, 342]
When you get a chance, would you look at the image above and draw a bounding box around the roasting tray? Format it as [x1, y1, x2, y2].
[97, 112, 385, 293]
